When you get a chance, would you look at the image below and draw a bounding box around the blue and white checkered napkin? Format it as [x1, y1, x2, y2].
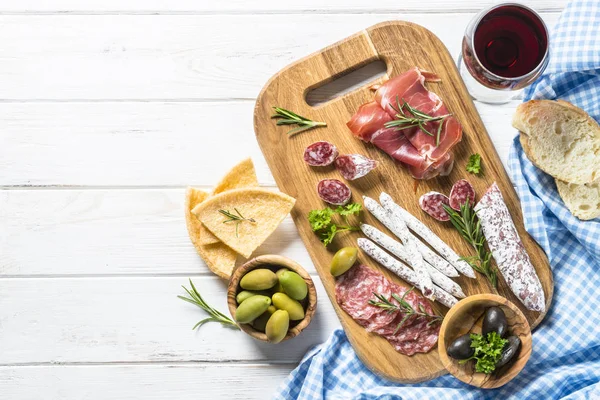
[274, 1, 600, 398]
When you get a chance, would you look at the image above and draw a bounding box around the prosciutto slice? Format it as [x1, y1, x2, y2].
[347, 101, 392, 143]
[375, 67, 462, 162]
[346, 67, 463, 179]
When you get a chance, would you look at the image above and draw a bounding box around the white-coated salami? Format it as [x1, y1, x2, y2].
[474, 183, 545, 312]
[449, 179, 476, 210]
[380, 192, 476, 279]
[357, 238, 458, 308]
[419, 191, 451, 221]
[317, 179, 351, 205]
[360, 224, 465, 298]
[363, 196, 436, 300]
[303, 141, 339, 166]
[335, 154, 377, 180]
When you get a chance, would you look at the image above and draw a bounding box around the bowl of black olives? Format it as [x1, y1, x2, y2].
[438, 294, 532, 389]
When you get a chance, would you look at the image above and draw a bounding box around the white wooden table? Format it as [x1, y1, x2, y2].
[0, 1, 564, 398]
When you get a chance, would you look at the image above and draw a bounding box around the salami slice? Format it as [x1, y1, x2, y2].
[449, 179, 476, 210]
[303, 141, 339, 166]
[419, 191, 451, 221]
[335, 265, 440, 356]
[317, 179, 351, 205]
[335, 154, 378, 180]
[474, 183, 545, 312]
[335, 265, 396, 331]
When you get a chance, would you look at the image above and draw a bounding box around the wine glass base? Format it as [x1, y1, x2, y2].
[457, 54, 523, 105]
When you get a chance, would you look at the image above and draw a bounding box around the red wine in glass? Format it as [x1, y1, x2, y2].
[458, 3, 549, 103]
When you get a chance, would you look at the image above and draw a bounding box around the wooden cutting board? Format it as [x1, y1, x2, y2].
[253, 21, 553, 383]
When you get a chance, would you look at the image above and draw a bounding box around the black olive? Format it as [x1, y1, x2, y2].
[496, 336, 521, 368]
[482, 306, 508, 338]
[447, 334, 475, 360]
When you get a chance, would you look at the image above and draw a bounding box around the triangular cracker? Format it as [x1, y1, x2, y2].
[198, 157, 259, 246]
[184, 187, 237, 279]
[192, 188, 295, 259]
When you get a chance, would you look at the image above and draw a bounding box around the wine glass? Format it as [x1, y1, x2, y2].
[457, 3, 550, 104]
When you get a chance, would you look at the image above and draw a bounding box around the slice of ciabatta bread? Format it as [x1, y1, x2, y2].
[512, 100, 600, 185]
[556, 179, 600, 220]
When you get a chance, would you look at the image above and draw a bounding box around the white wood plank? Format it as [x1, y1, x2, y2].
[0, 276, 339, 364]
[0, 101, 519, 186]
[0, 188, 312, 276]
[0, 364, 292, 400]
[0, 0, 567, 13]
[0, 13, 559, 100]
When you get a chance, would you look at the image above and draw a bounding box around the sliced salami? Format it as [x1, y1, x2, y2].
[335, 265, 440, 356]
[474, 183, 545, 312]
[335, 154, 378, 180]
[419, 191, 451, 221]
[449, 179, 476, 210]
[303, 141, 339, 166]
[335, 265, 396, 331]
[317, 179, 352, 205]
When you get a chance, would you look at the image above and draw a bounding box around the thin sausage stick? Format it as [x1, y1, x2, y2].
[363, 196, 435, 300]
[358, 238, 458, 308]
[361, 224, 465, 298]
[379, 192, 476, 278]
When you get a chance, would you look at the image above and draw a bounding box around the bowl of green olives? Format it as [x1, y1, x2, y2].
[227, 254, 317, 344]
[438, 294, 532, 389]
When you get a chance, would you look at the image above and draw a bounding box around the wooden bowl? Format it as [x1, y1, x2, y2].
[438, 294, 532, 389]
[227, 254, 317, 343]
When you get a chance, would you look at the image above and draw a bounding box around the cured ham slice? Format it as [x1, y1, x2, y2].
[371, 127, 433, 170]
[347, 101, 392, 142]
[375, 68, 462, 162]
[346, 67, 463, 179]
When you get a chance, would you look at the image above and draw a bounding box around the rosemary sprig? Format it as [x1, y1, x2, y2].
[384, 97, 450, 146]
[219, 208, 256, 238]
[178, 279, 239, 330]
[443, 201, 498, 287]
[271, 107, 327, 136]
[369, 287, 442, 335]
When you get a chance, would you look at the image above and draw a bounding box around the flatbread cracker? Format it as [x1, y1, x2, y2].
[184, 187, 237, 279]
[192, 188, 295, 259]
[198, 157, 259, 246]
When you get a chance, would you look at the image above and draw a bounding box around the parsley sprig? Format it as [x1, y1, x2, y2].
[308, 203, 362, 246]
[459, 332, 508, 374]
[443, 200, 497, 288]
[369, 287, 442, 334]
[466, 153, 482, 175]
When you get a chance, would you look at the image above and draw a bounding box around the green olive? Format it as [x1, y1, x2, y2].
[330, 247, 358, 277]
[279, 271, 308, 300]
[252, 305, 277, 332]
[240, 269, 278, 291]
[266, 310, 290, 343]
[271, 268, 289, 293]
[236, 290, 269, 304]
[272, 292, 305, 320]
[234, 295, 271, 324]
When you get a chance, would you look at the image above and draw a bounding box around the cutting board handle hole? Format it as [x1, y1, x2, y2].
[305, 60, 387, 107]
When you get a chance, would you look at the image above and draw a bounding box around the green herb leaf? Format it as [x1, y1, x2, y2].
[466, 153, 482, 175]
[178, 279, 240, 331]
[308, 208, 334, 232]
[307, 203, 362, 246]
[271, 106, 327, 136]
[443, 201, 497, 287]
[336, 203, 362, 217]
[465, 332, 508, 374]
